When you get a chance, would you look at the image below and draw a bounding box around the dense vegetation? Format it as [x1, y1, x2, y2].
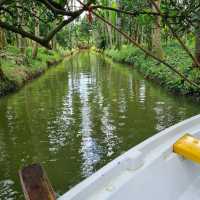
[0, 46, 62, 96]
[0, 0, 200, 96]
[90, 0, 200, 95]
[0, 1, 75, 96]
[105, 42, 200, 95]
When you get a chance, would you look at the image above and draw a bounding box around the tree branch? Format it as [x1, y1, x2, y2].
[92, 11, 200, 89]
[91, 5, 180, 18]
[11, 5, 47, 24]
[36, 0, 81, 16]
[0, 2, 86, 48]
[0, 20, 50, 48]
[149, 0, 200, 67]
[0, 0, 8, 7]
[92, 5, 161, 17]
[45, 9, 84, 41]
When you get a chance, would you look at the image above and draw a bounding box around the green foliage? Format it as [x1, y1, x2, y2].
[1, 0, 200, 98]
[105, 41, 200, 95]
[0, 46, 62, 94]
[105, 45, 139, 64]
[5, 45, 20, 54]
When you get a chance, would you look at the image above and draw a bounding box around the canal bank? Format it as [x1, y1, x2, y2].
[0, 47, 78, 98]
[0, 52, 200, 199]
[102, 43, 200, 100]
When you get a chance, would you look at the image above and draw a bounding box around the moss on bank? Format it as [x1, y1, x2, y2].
[104, 42, 200, 96]
[0, 46, 63, 97]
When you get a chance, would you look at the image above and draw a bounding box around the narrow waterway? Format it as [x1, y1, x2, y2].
[0, 52, 199, 199]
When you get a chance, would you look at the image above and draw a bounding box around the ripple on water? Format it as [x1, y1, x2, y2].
[0, 179, 19, 200]
[0, 52, 199, 200]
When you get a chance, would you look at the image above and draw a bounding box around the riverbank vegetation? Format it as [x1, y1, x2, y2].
[105, 42, 200, 96]
[0, 45, 62, 96]
[0, 1, 76, 96]
[88, 0, 200, 96]
[0, 0, 200, 97]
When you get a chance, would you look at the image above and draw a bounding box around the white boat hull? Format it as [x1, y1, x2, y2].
[58, 115, 200, 200]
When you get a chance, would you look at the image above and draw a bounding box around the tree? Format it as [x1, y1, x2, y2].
[194, 26, 200, 67]
[32, 2, 40, 58]
[16, 1, 26, 54]
[0, 27, 5, 49]
[0, 0, 94, 48]
[151, 0, 164, 59]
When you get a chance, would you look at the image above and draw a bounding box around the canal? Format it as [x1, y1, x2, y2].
[0, 52, 199, 199]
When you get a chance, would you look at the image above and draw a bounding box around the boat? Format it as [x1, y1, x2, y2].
[58, 115, 200, 200]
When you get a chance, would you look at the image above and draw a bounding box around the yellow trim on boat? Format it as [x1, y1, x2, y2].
[173, 134, 200, 164]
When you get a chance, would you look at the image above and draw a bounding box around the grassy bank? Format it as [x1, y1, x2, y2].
[104, 42, 200, 97]
[0, 46, 65, 97]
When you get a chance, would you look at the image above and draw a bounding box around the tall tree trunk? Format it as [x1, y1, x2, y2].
[16, 1, 26, 54]
[0, 27, 5, 80]
[151, 0, 164, 59]
[116, 0, 122, 49]
[0, 27, 6, 49]
[106, 24, 112, 48]
[107, 1, 113, 48]
[193, 27, 200, 68]
[51, 36, 57, 50]
[32, 3, 39, 58]
[0, 67, 4, 78]
[104, 25, 108, 48]
[134, 23, 138, 42]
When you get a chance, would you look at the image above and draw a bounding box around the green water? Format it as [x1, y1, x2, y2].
[0, 52, 199, 199]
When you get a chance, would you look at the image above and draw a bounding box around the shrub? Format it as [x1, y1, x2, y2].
[105, 42, 200, 95]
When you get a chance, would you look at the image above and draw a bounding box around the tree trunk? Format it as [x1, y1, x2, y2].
[16, 2, 26, 54]
[16, 33, 26, 52]
[0, 67, 4, 80]
[32, 39, 39, 59]
[0, 27, 6, 49]
[32, 2, 39, 59]
[116, 0, 122, 49]
[106, 24, 112, 48]
[104, 1, 113, 48]
[193, 27, 200, 68]
[51, 36, 57, 50]
[0, 27, 5, 80]
[104, 25, 108, 48]
[151, 0, 164, 59]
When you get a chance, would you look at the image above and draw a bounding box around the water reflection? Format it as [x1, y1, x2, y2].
[0, 179, 19, 200]
[0, 52, 199, 199]
[101, 106, 118, 157]
[154, 101, 167, 131]
[139, 80, 146, 104]
[79, 73, 101, 177]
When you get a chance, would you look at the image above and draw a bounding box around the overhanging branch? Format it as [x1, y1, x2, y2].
[0, 8, 84, 48]
[0, 20, 50, 48]
[149, 0, 200, 68]
[36, 0, 74, 16]
[0, 1, 87, 48]
[46, 8, 84, 41]
[92, 11, 200, 90]
[92, 5, 161, 17]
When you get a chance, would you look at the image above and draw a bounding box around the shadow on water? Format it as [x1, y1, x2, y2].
[0, 51, 199, 199]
